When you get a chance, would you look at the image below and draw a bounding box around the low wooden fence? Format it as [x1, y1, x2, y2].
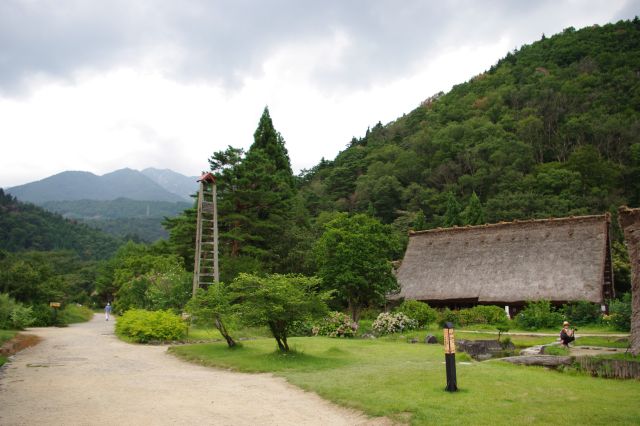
[574, 356, 640, 379]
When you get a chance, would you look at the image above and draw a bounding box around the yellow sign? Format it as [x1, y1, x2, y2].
[443, 328, 456, 354]
[49, 302, 61, 308]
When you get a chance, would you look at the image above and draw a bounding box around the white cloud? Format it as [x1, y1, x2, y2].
[0, 0, 637, 187]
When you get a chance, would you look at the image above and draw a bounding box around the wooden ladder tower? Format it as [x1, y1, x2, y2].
[192, 172, 219, 296]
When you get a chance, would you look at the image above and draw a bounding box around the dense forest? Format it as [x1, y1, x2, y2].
[299, 19, 640, 228]
[1, 20, 638, 322]
[0, 189, 120, 259]
[42, 198, 192, 242]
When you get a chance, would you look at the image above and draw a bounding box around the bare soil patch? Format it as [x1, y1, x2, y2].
[0, 334, 41, 356]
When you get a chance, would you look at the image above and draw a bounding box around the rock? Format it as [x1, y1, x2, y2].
[409, 338, 419, 344]
[501, 355, 573, 367]
[425, 335, 438, 344]
[475, 353, 493, 361]
[520, 345, 545, 356]
[457, 339, 515, 360]
[361, 333, 377, 339]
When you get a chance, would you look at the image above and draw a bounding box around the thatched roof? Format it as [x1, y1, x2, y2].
[393, 214, 612, 304]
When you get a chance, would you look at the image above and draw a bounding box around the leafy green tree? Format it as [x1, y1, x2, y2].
[95, 242, 190, 313]
[230, 273, 329, 351]
[186, 283, 236, 347]
[314, 213, 401, 322]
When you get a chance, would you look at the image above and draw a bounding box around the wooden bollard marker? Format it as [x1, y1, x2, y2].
[443, 322, 458, 392]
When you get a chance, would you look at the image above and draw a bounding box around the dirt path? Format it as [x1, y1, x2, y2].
[0, 315, 384, 426]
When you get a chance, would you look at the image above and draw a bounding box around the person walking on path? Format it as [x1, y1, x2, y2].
[105, 302, 112, 321]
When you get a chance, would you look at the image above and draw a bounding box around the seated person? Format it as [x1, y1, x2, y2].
[560, 321, 575, 347]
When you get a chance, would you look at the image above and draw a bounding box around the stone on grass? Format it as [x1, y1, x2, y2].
[425, 335, 438, 344]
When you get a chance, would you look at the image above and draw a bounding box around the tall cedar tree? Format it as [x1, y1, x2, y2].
[208, 107, 295, 273]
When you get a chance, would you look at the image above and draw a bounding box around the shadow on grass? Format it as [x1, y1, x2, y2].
[170, 341, 352, 373]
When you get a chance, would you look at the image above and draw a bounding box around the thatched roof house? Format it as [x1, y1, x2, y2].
[393, 214, 614, 309]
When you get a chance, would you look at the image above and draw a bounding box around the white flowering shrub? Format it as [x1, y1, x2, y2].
[313, 311, 357, 337]
[372, 312, 417, 334]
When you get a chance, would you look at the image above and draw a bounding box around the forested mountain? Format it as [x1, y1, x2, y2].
[141, 168, 197, 201]
[41, 198, 192, 242]
[160, 20, 638, 295]
[6, 168, 186, 203]
[298, 19, 640, 232]
[0, 189, 120, 260]
[42, 198, 192, 219]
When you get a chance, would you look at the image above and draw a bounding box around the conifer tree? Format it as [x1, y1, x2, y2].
[443, 192, 463, 227]
[205, 107, 297, 275]
[463, 192, 486, 226]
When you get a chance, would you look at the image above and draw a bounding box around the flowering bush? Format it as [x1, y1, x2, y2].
[372, 312, 417, 334]
[313, 311, 357, 337]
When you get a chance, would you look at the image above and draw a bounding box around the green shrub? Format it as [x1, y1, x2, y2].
[562, 300, 601, 326]
[10, 305, 35, 329]
[30, 303, 57, 326]
[0, 293, 35, 329]
[395, 300, 437, 327]
[458, 305, 508, 326]
[496, 322, 510, 341]
[313, 312, 357, 337]
[372, 312, 417, 334]
[607, 293, 631, 331]
[59, 304, 94, 324]
[288, 320, 315, 336]
[438, 308, 460, 327]
[358, 307, 383, 321]
[515, 300, 564, 330]
[115, 309, 187, 343]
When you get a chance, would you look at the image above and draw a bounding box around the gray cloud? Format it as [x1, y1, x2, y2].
[0, 0, 637, 95]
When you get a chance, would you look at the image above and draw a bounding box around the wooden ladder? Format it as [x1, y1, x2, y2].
[192, 172, 219, 296]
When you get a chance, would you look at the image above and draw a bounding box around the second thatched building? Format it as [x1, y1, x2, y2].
[393, 214, 614, 314]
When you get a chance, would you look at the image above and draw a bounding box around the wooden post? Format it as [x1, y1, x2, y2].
[192, 181, 204, 298]
[212, 180, 219, 283]
[443, 322, 458, 392]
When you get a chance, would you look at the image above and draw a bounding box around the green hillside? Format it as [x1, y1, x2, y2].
[40, 198, 193, 242]
[298, 19, 640, 229]
[0, 189, 120, 260]
[41, 198, 192, 220]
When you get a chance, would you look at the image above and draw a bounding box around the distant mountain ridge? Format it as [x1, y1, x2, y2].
[6, 168, 197, 204]
[141, 168, 198, 200]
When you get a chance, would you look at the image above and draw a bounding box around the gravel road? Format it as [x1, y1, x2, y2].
[0, 314, 385, 426]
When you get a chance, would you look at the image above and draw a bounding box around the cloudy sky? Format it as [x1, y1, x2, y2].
[1, 0, 638, 188]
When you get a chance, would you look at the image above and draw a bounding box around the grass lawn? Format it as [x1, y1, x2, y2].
[170, 337, 640, 425]
[0, 329, 18, 345]
[0, 330, 18, 367]
[186, 326, 270, 341]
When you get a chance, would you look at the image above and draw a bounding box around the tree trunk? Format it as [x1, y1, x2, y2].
[618, 206, 640, 356]
[214, 316, 236, 348]
[269, 322, 287, 351]
[348, 299, 360, 324]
